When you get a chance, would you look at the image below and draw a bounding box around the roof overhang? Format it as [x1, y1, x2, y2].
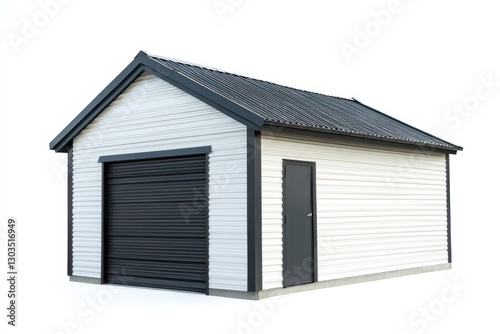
[50, 51, 462, 154]
[262, 123, 461, 154]
[50, 51, 265, 153]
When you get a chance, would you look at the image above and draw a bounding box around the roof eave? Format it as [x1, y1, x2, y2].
[49, 53, 147, 153]
[263, 121, 462, 154]
[351, 98, 463, 153]
[49, 51, 462, 155]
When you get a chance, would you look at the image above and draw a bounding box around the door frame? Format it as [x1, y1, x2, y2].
[99, 146, 211, 293]
[282, 159, 318, 287]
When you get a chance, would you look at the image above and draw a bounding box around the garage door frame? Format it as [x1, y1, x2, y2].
[98, 146, 211, 293]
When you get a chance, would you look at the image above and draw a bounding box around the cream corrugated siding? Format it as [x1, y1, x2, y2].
[72, 72, 247, 291]
[261, 131, 448, 289]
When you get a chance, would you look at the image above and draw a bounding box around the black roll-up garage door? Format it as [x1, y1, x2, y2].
[103, 154, 208, 293]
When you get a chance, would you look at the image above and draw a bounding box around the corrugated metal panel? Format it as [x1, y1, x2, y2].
[150, 55, 461, 151]
[50, 52, 461, 154]
[261, 131, 448, 290]
[72, 72, 247, 290]
[105, 155, 208, 293]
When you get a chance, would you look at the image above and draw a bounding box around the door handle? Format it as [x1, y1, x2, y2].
[307, 213, 313, 217]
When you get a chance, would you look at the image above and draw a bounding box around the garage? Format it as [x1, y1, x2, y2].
[99, 148, 210, 293]
[50, 51, 462, 298]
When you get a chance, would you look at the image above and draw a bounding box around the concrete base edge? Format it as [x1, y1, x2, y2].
[70, 276, 102, 284]
[209, 263, 452, 300]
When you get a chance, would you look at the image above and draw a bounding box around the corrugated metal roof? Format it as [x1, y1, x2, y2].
[49, 51, 462, 153]
[149, 54, 462, 152]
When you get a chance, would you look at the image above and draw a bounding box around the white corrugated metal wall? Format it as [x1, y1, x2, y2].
[261, 130, 448, 290]
[72, 72, 248, 291]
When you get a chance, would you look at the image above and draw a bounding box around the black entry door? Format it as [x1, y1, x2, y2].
[283, 160, 316, 287]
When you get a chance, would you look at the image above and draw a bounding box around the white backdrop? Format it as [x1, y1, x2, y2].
[1, 0, 498, 333]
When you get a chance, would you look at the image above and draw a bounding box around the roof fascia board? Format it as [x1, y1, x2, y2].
[262, 124, 458, 154]
[49, 57, 145, 152]
[141, 56, 264, 129]
[50, 51, 264, 152]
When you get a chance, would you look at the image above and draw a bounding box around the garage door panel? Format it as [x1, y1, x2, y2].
[108, 175, 206, 186]
[108, 163, 205, 178]
[105, 154, 208, 293]
[107, 202, 206, 211]
[108, 238, 207, 261]
[107, 254, 206, 263]
[109, 260, 204, 282]
[109, 192, 206, 202]
[107, 221, 207, 228]
[108, 227, 206, 235]
[106, 274, 206, 293]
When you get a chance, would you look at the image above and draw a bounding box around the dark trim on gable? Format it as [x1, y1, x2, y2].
[67, 145, 73, 276]
[141, 62, 263, 130]
[262, 124, 457, 155]
[147, 67, 261, 130]
[98, 146, 212, 163]
[140, 64, 264, 130]
[446, 154, 452, 263]
[50, 58, 146, 152]
[247, 129, 262, 292]
[50, 51, 266, 152]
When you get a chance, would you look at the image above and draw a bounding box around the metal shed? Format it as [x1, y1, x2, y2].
[50, 51, 462, 299]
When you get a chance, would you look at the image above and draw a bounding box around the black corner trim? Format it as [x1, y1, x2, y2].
[98, 146, 212, 163]
[67, 145, 73, 276]
[446, 154, 452, 263]
[101, 163, 108, 284]
[247, 129, 262, 292]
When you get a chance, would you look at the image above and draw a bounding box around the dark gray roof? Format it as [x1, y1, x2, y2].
[150, 54, 461, 152]
[50, 51, 462, 152]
